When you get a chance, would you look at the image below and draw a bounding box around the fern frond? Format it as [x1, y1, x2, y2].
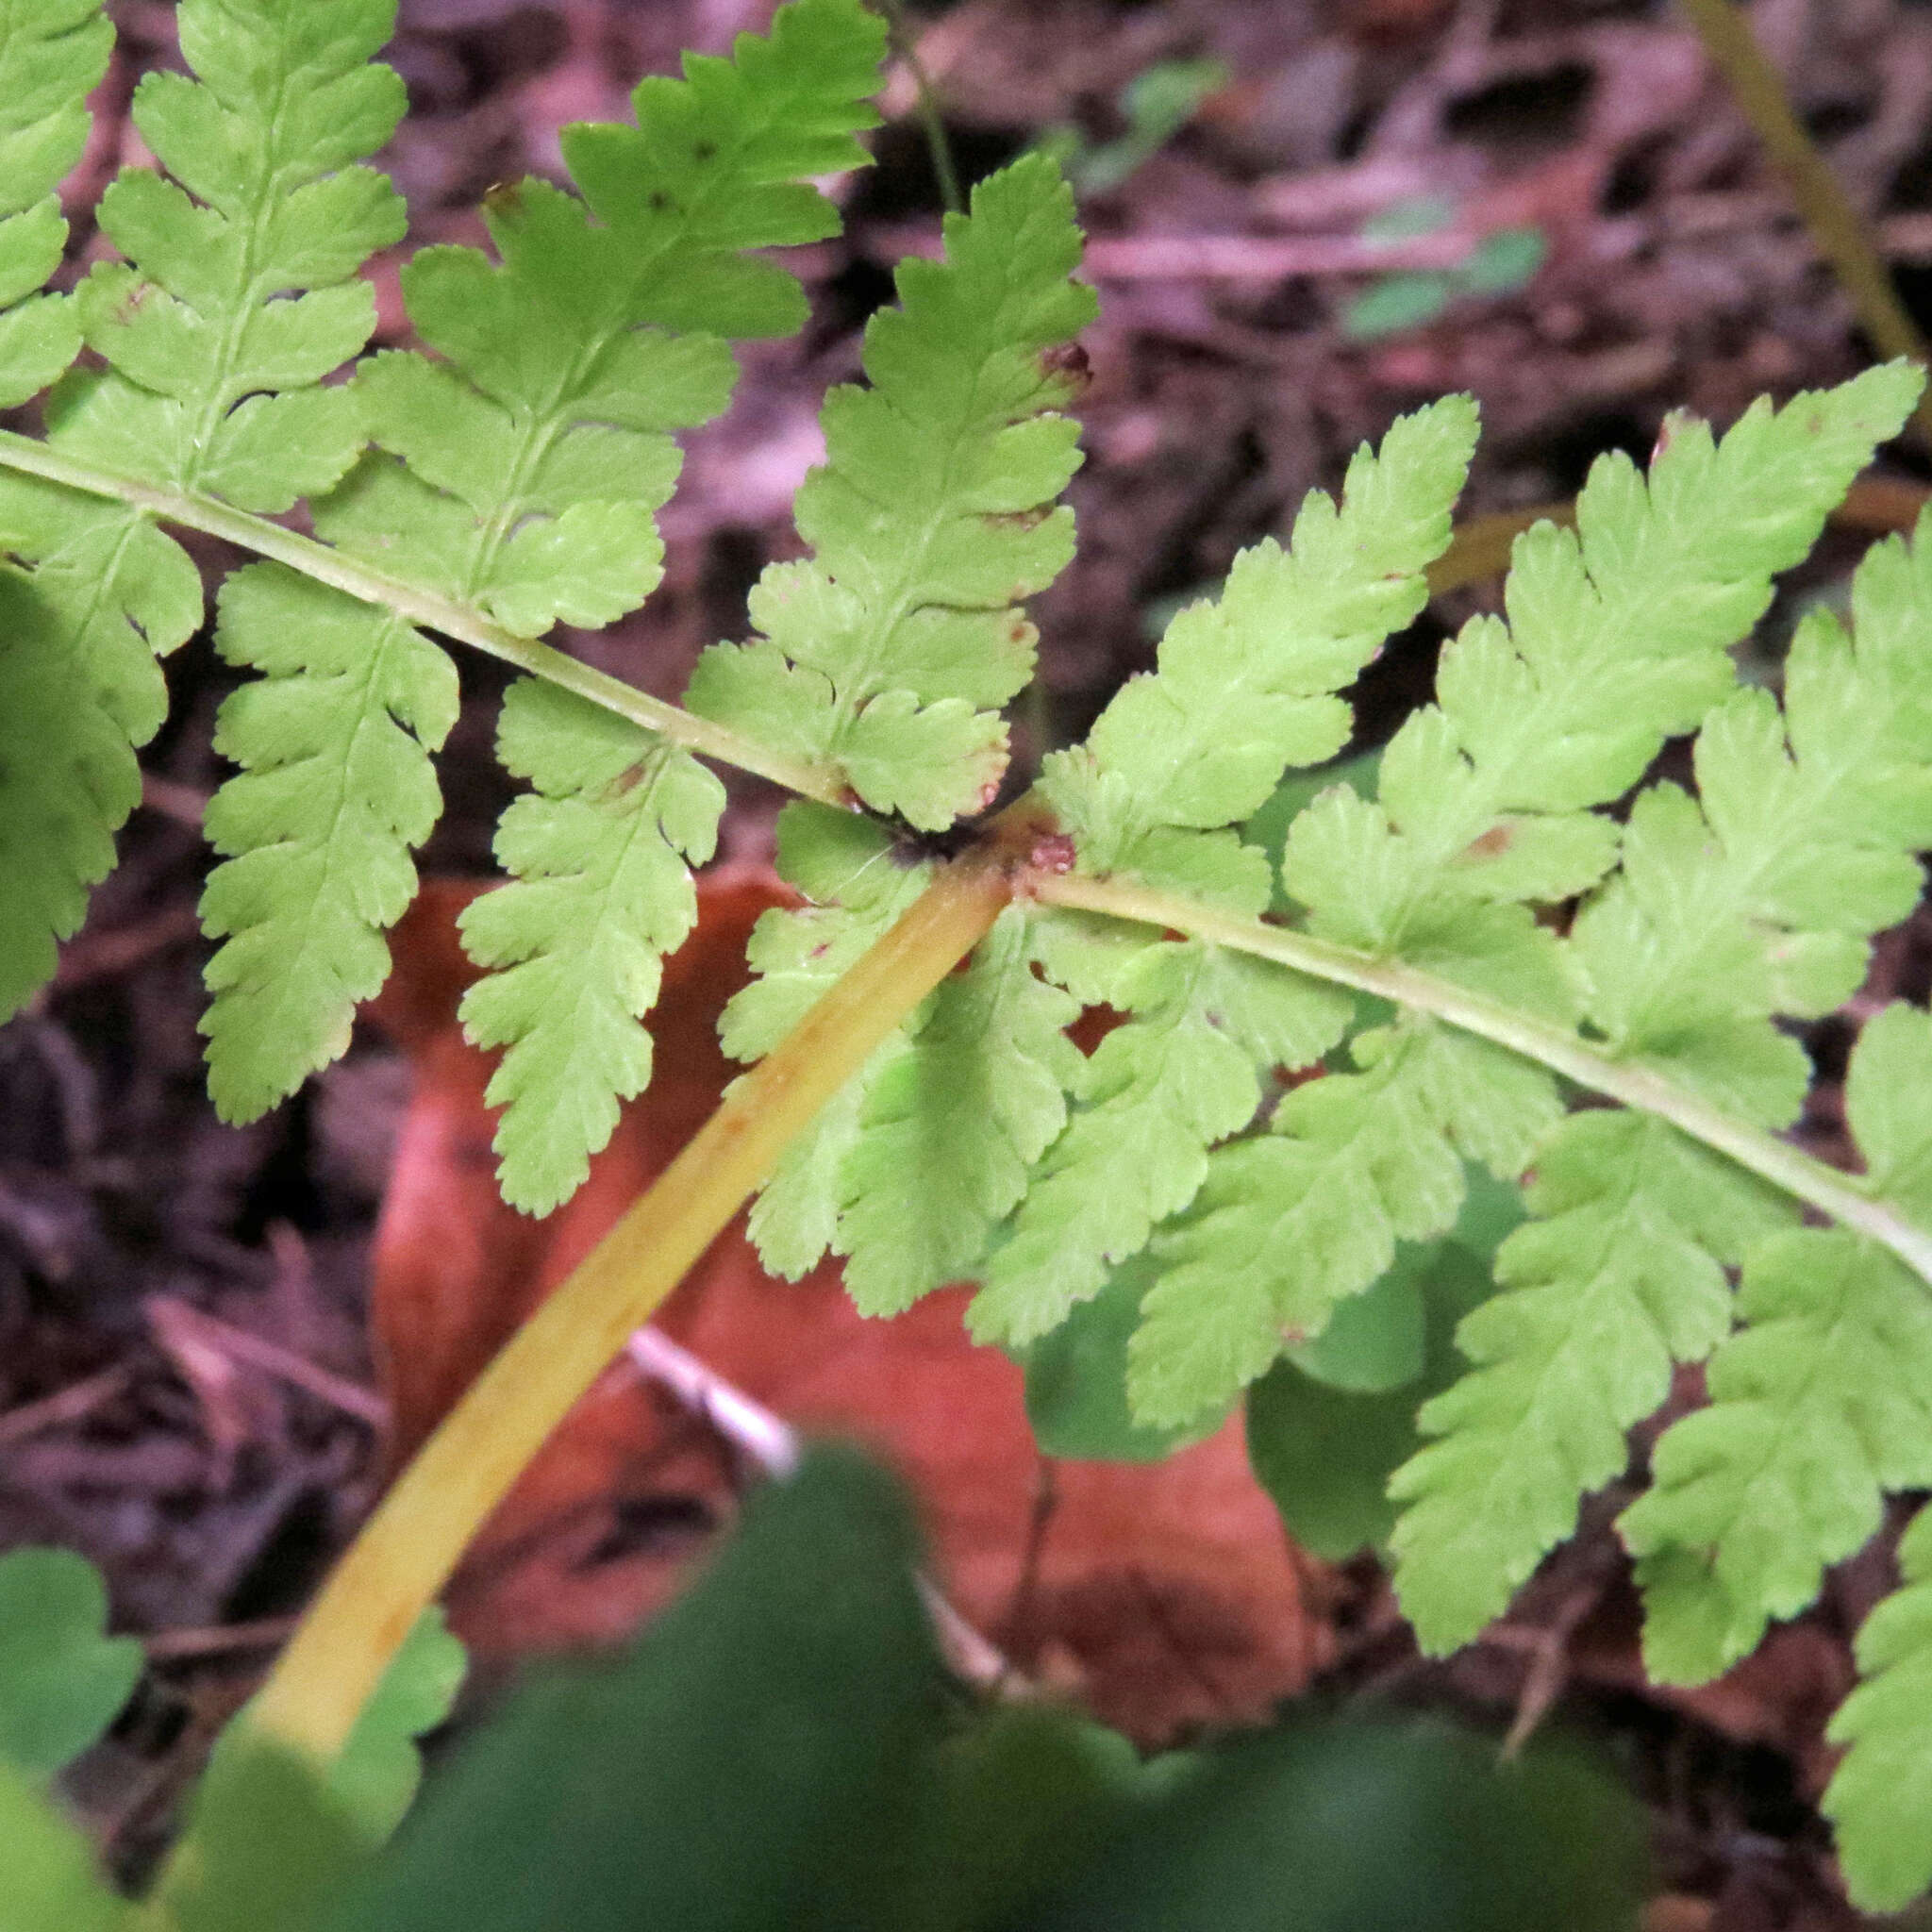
[1622, 1229, 1932, 1683]
[1042, 395, 1478, 907]
[958, 398, 1475, 1349]
[1824, 1502, 1932, 1912]
[1128, 1018, 1560, 1426]
[687, 153, 1096, 831]
[57, 0, 405, 508]
[64, 0, 425, 1116]
[200, 567, 458, 1120]
[0, 0, 111, 406]
[1388, 1110, 1793, 1654]
[965, 939, 1353, 1347]
[728, 805, 932, 1279]
[320, 0, 884, 640]
[0, 478, 201, 1020]
[1359, 374, 1930, 1654]
[345, 0, 889, 1208]
[1572, 506, 1932, 1125]
[1620, 1001, 1932, 1683]
[456, 685, 724, 1217]
[1282, 364, 1919, 1007]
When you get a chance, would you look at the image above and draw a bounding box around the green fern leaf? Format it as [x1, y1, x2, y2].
[1844, 998, 1932, 1222]
[356, 0, 889, 1206]
[1042, 394, 1477, 905]
[0, 0, 111, 405]
[834, 906, 1081, 1314]
[688, 152, 1096, 829]
[958, 396, 1477, 1352]
[0, 482, 201, 1020]
[1824, 1503, 1932, 1912]
[1127, 1018, 1558, 1427]
[1622, 1228, 1932, 1684]
[1573, 509, 1932, 1126]
[55, 0, 406, 508]
[727, 806, 931, 1278]
[1389, 1110, 1792, 1654]
[83, 0, 423, 1115]
[1625, 1001, 1932, 1683]
[319, 0, 883, 640]
[456, 682, 724, 1215]
[200, 567, 458, 1121]
[966, 939, 1352, 1348]
[1282, 364, 1920, 1006]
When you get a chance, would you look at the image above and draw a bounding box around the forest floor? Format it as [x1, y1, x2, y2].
[10, 1, 1932, 1924]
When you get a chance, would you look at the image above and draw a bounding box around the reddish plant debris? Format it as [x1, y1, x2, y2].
[366, 869, 1325, 1742]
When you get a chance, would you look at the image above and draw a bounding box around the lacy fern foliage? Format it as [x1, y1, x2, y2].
[9, 0, 1932, 1910]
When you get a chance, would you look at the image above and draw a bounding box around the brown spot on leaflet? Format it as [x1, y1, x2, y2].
[1038, 341, 1091, 398]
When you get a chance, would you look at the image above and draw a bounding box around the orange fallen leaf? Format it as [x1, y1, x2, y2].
[364, 870, 1325, 1741]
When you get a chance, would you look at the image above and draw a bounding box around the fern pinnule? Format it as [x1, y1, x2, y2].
[1389, 436, 1932, 1659]
[729, 805, 935, 1281]
[687, 152, 1096, 833]
[1826, 1494, 1932, 1911]
[0, 0, 193, 1024]
[0, 475, 201, 1022]
[961, 396, 1476, 1354]
[198, 569, 459, 1121]
[1282, 363, 1921, 1012]
[0, 0, 110, 408]
[59, 0, 406, 508]
[385, 0, 888, 1213]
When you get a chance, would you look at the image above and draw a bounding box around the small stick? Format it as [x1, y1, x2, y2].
[623, 1324, 1021, 1693]
[872, 0, 961, 215]
[144, 1616, 301, 1663]
[1679, 0, 1932, 442]
[0, 1366, 131, 1446]
[145, 1295, 387, 1428]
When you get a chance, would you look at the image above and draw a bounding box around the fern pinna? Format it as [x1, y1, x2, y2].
[7, 0, 1932, 1909]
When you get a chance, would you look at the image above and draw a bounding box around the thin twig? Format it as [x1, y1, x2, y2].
[872, 0, 961, 214]
[144, 1616, 301, 1663]
[1679, 0, 1932, 443]
[624, 1325, 1021, 1692]
[625, 1327, 798, 1478]
[145, 1294, 387, 1427]
[0, 1366, 131, 1446]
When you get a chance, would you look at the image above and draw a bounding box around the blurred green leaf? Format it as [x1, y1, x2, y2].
[1358, 195, 1457, 243]
[919, 1706, 1194, 1930]
[1286, 1252, 1426, 1392]
[0, 1549, 142, 1779]
[1342, 273, 1455, 341]
[0, 1756, 126, 1932]
[1460, 226, 1548, 296]
[1055, 58, 1228, 196]
[1018, 1716, 1647, 1932]
[324, 1447, 944, 1932]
